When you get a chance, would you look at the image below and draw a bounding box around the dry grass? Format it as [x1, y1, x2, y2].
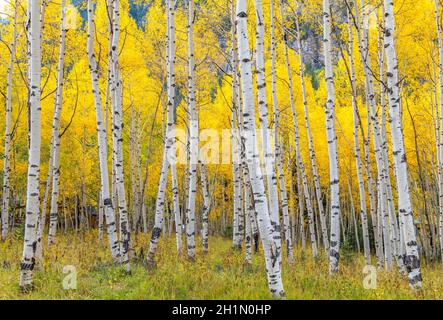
[0, 231, 441, 299]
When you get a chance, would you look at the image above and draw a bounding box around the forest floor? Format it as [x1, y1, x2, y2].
[0, 231, 442, 299]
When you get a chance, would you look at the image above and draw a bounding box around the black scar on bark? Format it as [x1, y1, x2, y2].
[409, 272, 423, 286]
[151, 227, 162, 240]
[19, 282, 35, 293]
[404, 254, 421, 271]
[253, 233, 259, 253]
[329, 249, 340, 261]
[103, 198, 112, 206]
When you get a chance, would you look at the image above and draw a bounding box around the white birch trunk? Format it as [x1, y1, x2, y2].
[253, 0, 282, 264]
[323, 0, 341, 274]
[147, 0, 181, 265]
[271, 0, 292, 262]
[200, 161, 210, 253]
[87, 0, 120, 261]
[244, 182, 253, 264]
[383, 0, 422, 288]
[279, 1, 317, 258]
[434, 0, 443, 263]
[2, 0, 18, 240]
[346, 10, 371, 265]
[231, 0, 243, 250]
[294, 6, 329, 252]
[99, 192, 104, 242]
[48, 0, 67, 246]
[186, 0, 197, 260]
[19, 0, 42, 289]
[110, 0, 131, 270]
[236, 0, 285, 299]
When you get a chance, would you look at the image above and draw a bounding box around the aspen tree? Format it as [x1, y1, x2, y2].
[244, 182, 253, 264]
[169, 0, 182, 255]
[349, 0, 386, 267]
[147, 0, 181, 266]
[279, 0, 317, 258]
[231, 0, 243, 250]
[236, 0, 285, 298]
[110, 0, 131, 270]
[2, 0, 18, 240]
[19, 0, 43, 289]
[294, 3, 329, 252]
[346, 9, 371, 264]
[48, 0, 68, 246]
[33, 0, 49, 266]
[434, 0, 443, 263]
[323, 0, 341, 274]
[87, 0, 120, 261]
[383, 0, 422, 288]
[253, 0, 282, 264]
[186, 0, 197, 260]
[351, 0, 399, 269]
[271, 0, 292, 262]
[200, 161, 211, 253]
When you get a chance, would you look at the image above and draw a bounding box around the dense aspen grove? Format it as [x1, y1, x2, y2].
[0, 0, 443, 299]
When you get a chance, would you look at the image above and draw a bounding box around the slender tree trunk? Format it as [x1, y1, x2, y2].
[48, 0, 67, 246]
[99, 192, 104, 242]
[147, 0, 181, 266]
[231, 0, 242, 250]
[186, 0, 197, 261]
[200, 162, 210, 253]
[236, 0, 285, 299]
[2, 0, 18, 240]
[323, 0, 341, 274]
[271, 1, 293, 262]
[87, 0, 120, 261]
[434, 0, 443, 263]
[279, 0, 317, 258]
[383, 0, 422, 288]
[244, 182, 252, 264]
[294, 5, 329, 252]
[346, 10, 371, 264]
[254, 0, 282, 264]
[110, 0, 131, 271]
[19, 0, 43, 289]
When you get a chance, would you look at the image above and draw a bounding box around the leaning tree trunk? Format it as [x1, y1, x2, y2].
[294, 5, 329, 252]
[323, 0, 341, 274]
[383, 0, 422, 288]
[346, 9, 371, 265]
[271, 0, 293, 262]
[236, 0, 285, 299]
[19, 0, 43, 289]
[87, 0, 120, 261]
[279, 0, 317, 258]
[2, 0, 18, 240]
[48, 0, 67, 246]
